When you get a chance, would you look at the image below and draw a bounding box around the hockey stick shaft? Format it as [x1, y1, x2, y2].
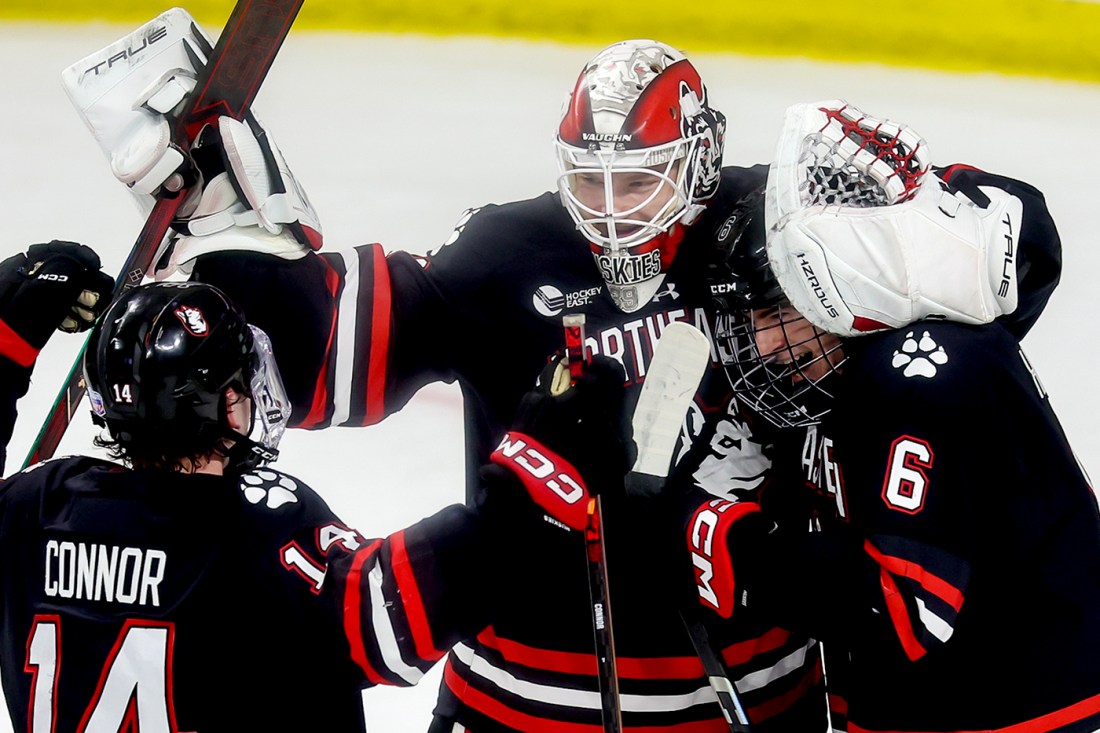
[626, 321, 752, 732]
[680, 608, 752, 731]
[23, 0, 304, 469]
[563, 313, 623, 732]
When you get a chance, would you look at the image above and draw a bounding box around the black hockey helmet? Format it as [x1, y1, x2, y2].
[706, 184, 784, 313]
[708, 185, 846, 429]
[83, 281, 290, 470]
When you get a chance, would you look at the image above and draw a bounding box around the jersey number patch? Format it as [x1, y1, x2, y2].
[881, 436, 934, 514]
[26, 615, 178, 732]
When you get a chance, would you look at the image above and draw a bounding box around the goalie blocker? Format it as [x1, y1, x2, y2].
[62, 7, 322, 282]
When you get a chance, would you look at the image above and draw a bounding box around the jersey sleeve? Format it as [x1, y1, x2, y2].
[936, 164, 1062, 339]
[0, 358, 34, 475]
[190, 243, 461, 430]
[321, 503, 490, 688]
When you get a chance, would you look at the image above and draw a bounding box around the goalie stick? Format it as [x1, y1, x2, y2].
[23, 0, 304, 469]
[627, 321, 753, 733]
[562, 313, 624, 732]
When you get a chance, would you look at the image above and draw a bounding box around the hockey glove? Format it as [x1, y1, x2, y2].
[680, 494, 772, 619]
[0, 241, 114, 367]
[765, 100, 1022, 337]
[477, 354, 635, 533]
[504, 354, 635, 500]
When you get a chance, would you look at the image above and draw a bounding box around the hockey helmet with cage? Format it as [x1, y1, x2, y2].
[710, 186, 846, 430]
[556, 39, 726, 313]
[83, 281, 290, 471]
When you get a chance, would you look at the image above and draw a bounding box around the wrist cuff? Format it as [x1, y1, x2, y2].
[490, 431, 590, 531]
[0, 320, 39, 367]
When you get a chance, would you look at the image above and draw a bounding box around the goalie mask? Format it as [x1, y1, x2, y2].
[556, 39, 726, 313]
[84, 282, 291, 471]
[710, 187, 846, 429]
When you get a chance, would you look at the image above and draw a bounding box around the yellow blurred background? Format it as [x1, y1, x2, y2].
[2, 0, 1098, 83]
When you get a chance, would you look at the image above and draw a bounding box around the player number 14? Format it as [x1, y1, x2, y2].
[26, 615, 177, 732]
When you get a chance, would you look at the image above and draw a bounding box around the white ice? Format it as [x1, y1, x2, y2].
[1, 23, 1098, 731]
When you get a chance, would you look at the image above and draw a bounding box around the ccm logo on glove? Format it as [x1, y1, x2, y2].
[491, 431, 591, 532]
[688, 499, 761, 618]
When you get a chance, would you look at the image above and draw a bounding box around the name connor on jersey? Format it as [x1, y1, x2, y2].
[43, 540, 166, 608]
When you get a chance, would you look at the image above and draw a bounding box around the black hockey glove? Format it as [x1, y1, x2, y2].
[504, 354, 635, 497]
[474, 354, 634, 542]
[0, 241, 114, 367]
[677, 491, 775, 620]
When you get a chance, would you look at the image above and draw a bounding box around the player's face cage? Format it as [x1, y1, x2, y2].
[715, 304, 846, 429]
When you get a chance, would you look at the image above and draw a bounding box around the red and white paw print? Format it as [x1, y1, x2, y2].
[892, 330, 949, 378]
[239, 470, 299, 509]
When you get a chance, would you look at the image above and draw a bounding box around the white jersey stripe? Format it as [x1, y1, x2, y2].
[368, 559, 423, 685]
[332, 248, 360, 426]
[454, 642, 743, 713]
[916, 597, 954, 643]
[735, 639, 817, 693]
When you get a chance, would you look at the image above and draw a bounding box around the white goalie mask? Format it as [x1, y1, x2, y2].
[555, 39, 725, 313]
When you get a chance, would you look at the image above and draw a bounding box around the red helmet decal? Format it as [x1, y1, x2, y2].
[621, 59, 703, 149]
[558, 71, 595, 147]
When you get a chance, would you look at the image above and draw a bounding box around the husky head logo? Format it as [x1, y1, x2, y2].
[174, 305, 208, 336]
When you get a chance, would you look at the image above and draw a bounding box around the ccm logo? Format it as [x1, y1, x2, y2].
[688, 499, 758, 618]
[494, 434, 585, 506]
[37, 273, 69, 282]
[689, 500, 735, 615]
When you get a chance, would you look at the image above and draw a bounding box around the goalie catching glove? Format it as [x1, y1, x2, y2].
[0, 241, 114, 368]
[764, 100, 1022, 337]
[62, 7, 322, 282]
[478, 355, 634, 534]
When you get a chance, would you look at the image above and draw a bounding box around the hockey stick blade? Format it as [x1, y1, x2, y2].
[23, 0, 304, 469]
[625, 322, 753, 732]
[627, 321, 711, 496]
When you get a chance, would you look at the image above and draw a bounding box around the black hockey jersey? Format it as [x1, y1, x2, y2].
[747, 321, 1100, 732]
[0, 456, 488, 732]
[195, 165, 828, 731]
[190, 162, 1063, 731]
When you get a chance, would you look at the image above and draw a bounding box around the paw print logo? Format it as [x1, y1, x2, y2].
[239, 470, 299, 509]
[891, 330, 948, 378]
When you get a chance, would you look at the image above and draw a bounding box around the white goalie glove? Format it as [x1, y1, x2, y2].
[62, 8, 322, 281]
[764, 100, 1021, 337]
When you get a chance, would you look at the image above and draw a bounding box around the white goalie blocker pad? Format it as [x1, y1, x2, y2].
[764, 100, 1022, 337]
[62, 8, 209, 214]
[61, 8, 322, 281]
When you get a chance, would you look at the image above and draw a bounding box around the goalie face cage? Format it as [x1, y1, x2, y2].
[799, 104, 927, 209]
[715, 304, 846, 430]
[555, 147, 694, 253]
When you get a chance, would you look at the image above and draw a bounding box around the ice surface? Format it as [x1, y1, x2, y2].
[1, 23, 1097, 730]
